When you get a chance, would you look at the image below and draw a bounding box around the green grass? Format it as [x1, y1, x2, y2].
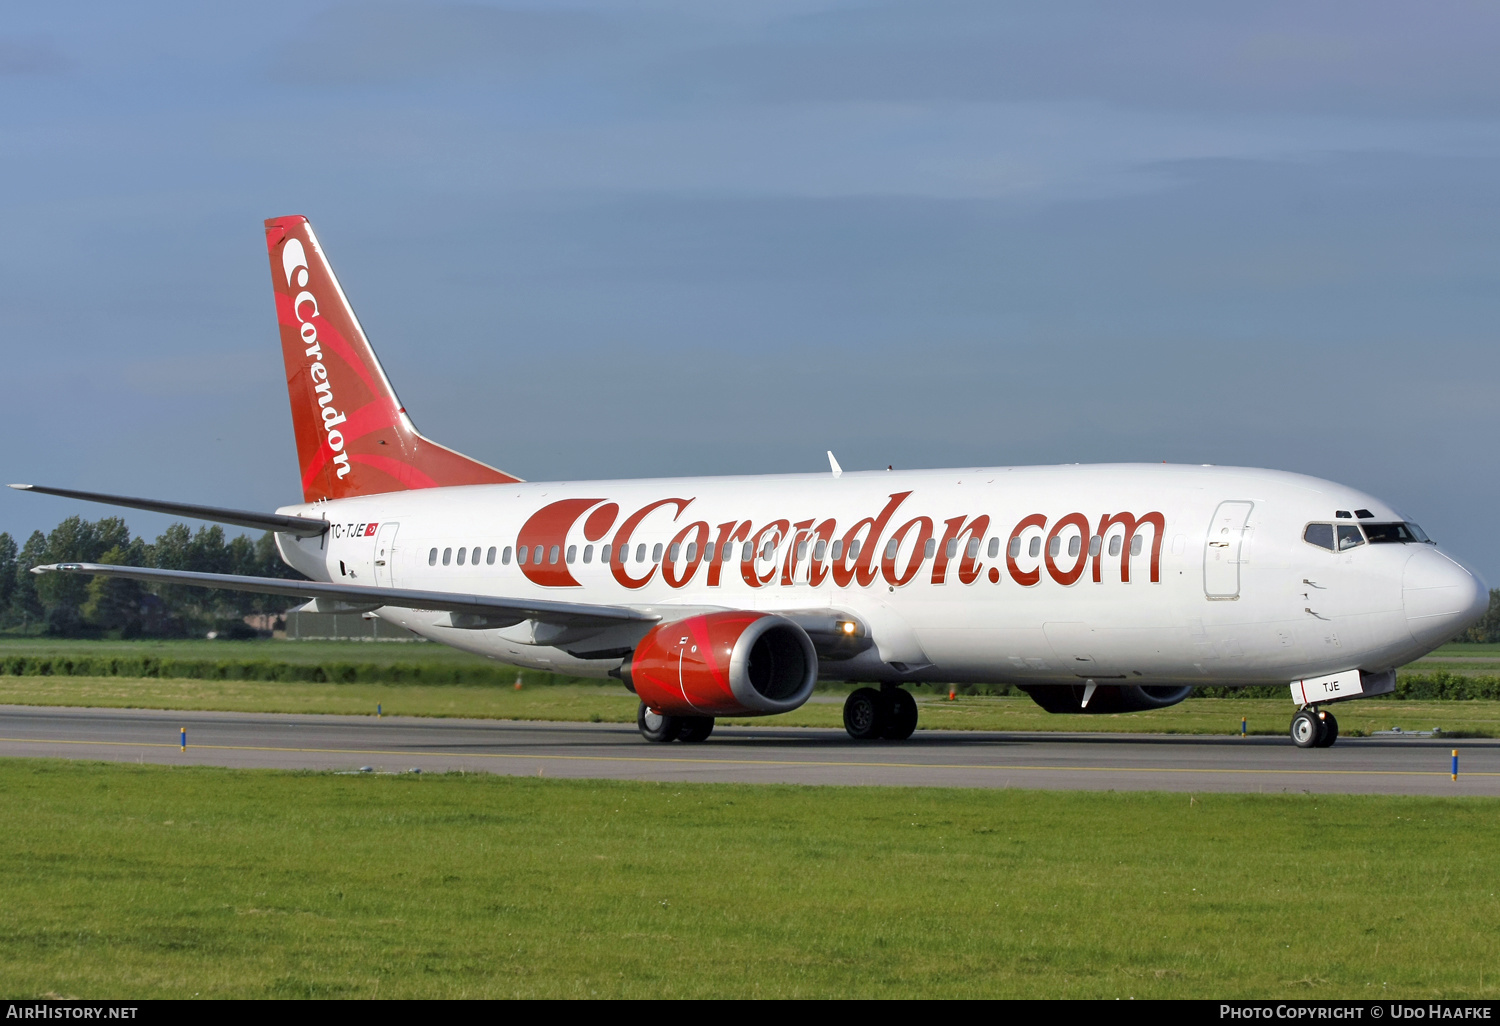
[1430, 643, 1500, 658]
[0, 759, 1496, 998]
[0, 636, 495, 667]
[1, 675, 1498, 737]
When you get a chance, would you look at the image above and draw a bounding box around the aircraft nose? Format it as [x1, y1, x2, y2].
[1403, 547, 1489, 648]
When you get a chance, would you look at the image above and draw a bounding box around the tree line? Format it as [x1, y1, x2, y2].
[0, 516, 304, 638]
[1462, 589, 1500, 643]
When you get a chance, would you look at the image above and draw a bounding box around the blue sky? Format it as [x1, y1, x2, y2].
[2, 1, 1498, 579]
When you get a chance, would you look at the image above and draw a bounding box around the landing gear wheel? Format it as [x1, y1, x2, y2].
[638, 702, 681, 743]
[843, 687, 888, 741]
[881, 688, 918, 740]
[1314, 711, 1338, 748]
[1290, 708, 1322, 749]
[676, 717, 715, 743]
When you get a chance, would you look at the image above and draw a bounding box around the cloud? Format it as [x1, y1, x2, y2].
[646, 0, 1500, 117]
[0, 37, 68, 75]
[271, 2, 620, 86]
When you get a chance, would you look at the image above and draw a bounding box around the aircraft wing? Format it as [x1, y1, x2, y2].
[9, 483, 329, 538]
[29, 563, 657, 629]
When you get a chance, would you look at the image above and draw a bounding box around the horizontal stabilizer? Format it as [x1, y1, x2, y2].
[30, 563, 658, 629]
[9, 484, 330, 538]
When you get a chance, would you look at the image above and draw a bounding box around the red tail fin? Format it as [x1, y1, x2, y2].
[265, 216, 520, 503]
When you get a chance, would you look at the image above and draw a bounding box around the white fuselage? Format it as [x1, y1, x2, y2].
[275, 463, 1487, 687]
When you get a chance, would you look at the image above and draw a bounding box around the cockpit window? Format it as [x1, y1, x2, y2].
[1362, 522, 1431, 544]
[1303, 523, 1335, 551]
[1336, 524, 1364, 551]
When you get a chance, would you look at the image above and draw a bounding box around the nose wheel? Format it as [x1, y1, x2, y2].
[1290, 707, 1339, 748]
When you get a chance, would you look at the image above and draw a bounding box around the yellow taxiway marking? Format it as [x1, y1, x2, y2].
[0, 735, 1496, 777]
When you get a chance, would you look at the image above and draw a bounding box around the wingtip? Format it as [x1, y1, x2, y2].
[8, 483, 33, 491]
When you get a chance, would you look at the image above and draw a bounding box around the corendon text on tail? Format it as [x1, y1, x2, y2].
[21, 215, 1489, 750]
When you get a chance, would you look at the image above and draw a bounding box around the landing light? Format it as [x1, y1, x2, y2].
[840, 620, 857, 635]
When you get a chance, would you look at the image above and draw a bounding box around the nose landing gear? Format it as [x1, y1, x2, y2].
[1290, 706, 1339, 748]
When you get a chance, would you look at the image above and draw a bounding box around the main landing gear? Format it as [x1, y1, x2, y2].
[637, 702, 714, 744]
[843, 685, 919, 741]
[1290, 706, 1339, 749]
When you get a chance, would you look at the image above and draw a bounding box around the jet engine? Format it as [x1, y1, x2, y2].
[1018, 683, 1194, 714]
[624, 612, 818, 718]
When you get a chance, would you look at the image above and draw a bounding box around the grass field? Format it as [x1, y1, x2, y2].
[0, 636, 496, 667]
[1, 675, 1498, 737]
[1, 759, 1495, 999]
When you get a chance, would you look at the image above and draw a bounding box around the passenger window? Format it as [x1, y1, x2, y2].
[741, 542, 753, 562]
[472, 544, 481, 565]
[1131, 536, 1142, 556]
[1067, 536, 1080, 557]
[669, 543, 680, 562]
[946, 539, 959, 559]
[687, 542, 698, 562]
[1008, 538, 1020, 558]
[761, 541, 773, 560]
[456, 547, 466, 566]
[582, 545, 593, 564]
[486, 546, 496, 565]
[652, 543, 664, 562]
[1048, 537, 1060, 557]
[988, 537, 1000, 558]
[517, 546, 527, 565]
[1088, 536, 1101, 557]
[442, 547, 452, 566]
[885, 539, 899, 559]
[428, 547, 438, 566]
[830, 540, 844, 561]
[796, 541, 807, 561]
[549, 545, 561, 564]
[1337, 525, 1364, 551]
[925, 538, 937, 558]
[1028, 537, 1041, 558]
[600, 543, 611, 564]
[849, 540, 861, 561]
[534, 545, 544, 565]
[1303, 524, 1335, 551]
[1108, 535, 1121, 557]
[813, 540, 826, 561]
[636, 544, 647, 563]
[502, 546, 512, 565]
[967, 538, 981, 558]
[704, 541, 716, 561]
[566, 545, 576, 564]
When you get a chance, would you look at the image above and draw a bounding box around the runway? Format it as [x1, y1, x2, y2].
[0, 704, 1495, 795]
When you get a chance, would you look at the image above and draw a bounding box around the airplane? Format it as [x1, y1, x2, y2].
[18, 215, 1490, 749]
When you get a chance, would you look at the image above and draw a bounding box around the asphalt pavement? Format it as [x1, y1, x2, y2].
[0, 704, 1494, 795]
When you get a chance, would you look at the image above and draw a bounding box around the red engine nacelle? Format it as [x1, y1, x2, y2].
[628, 612, 818, 718]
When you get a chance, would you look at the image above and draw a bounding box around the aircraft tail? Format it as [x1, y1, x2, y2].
[264, 215, 520, 503]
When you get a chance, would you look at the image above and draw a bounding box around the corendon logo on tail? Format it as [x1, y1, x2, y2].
[515, 494, 1165, 591]
[282, 238, 351, 480]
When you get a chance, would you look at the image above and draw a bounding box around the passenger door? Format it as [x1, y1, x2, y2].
[1203, 501, 1253, 600]
[373, 522, 399, 588]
